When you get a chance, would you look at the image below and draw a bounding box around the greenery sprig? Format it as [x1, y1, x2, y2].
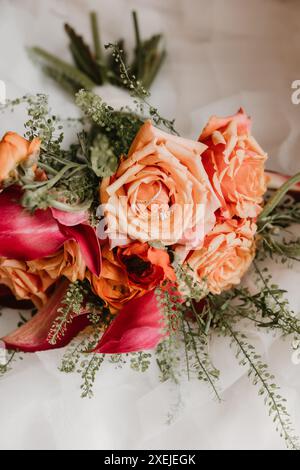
[47, 281, 86, 345]
[221, 320, 300, 450]
[105, 42, 178, 135]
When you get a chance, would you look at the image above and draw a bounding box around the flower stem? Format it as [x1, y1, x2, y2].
[260, 171, 300, 220]
[90, 11, 102, 63]
[132, 10, 142, 78]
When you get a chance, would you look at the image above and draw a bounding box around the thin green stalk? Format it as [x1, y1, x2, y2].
[190, 300, 206, 329]
[185, 320, 221, 402]
[132, 10, 142, 78]
[49, 198, 93, 213]
[260, 171, 300, 220]
[181, 319, 190, 380]
[252, 260, 300, 335]
[0, 351, 16, 375]
[37, 162, 59, 175]
[143, 49, 166, 89]
[223, 319, 299, 450]
[23, 163, 84, 190]
[90, 11, 103, 62]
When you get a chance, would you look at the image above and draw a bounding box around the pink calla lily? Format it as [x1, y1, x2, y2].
[3, 280, 90, 352]
[0, 187, 101, 276]
[94, 291, 165, 354]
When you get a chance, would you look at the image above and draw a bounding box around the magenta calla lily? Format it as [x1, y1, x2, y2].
[3, 280, 90, 352]
[0, 187, 101, 276]
[94, 291, 165, 354]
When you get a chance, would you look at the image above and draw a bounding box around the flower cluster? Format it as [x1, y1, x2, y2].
[0, 109, 267, 316]
[98, 109, 267, 308]
[3, 95, 300, 450]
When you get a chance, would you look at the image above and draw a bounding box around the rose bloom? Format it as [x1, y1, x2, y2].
[117, 242, 176, 290]
[199, 109, 267, 218]
[88, 244, 143, 314]
[27, 240, 86, 283]
[89, 242, 175, 313]
[0, 241, 86, 308]
[100, 120, 220, 248]
[186, 218, 256, 295]
[0, 132, 40, 186]
[0, 258, 50, 308]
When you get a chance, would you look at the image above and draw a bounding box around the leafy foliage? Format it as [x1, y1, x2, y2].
[155, 278, 220, 401]
[75, 89, 143, 157]
[105, 43, 178, 135]
[0, 350, 22, 378]
[220, 320, 299, 450]
[47, 281, 87, 345]
[258, 192, 300, 263]
[30, 11, 166, 93]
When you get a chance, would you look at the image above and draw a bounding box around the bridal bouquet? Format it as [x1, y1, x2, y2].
[1, 47, 300, 450]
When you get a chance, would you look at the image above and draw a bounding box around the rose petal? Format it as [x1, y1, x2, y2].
[51, 208, 88, 226]
[3, 280, 90, 352]
[94, 290, 164, 353]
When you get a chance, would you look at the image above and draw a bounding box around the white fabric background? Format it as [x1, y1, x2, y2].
[1, 0, 300, 450]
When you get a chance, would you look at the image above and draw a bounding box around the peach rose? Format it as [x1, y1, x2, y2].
[100, 120, 220, 248]
[199, 109, 267, 218]
[0, 258, 49, 308]
[0, 241, 86, 308]
[186, 218, 256, 294]
[88, 244, 144, 314]
[27, 240, 86, 283]
[0, 132, 40, 186]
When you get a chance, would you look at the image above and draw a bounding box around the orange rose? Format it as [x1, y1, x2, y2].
[0, 258, 50, 308]
[199, 109, 267, 218]
[100, 120, 220, 248]
[117, 242, 176, 290]
[0, 241, 86, 308]
[88, 244, 143, 314]
[89, 242, 175, 313]
[186, 219, 256, 294]
[0, 132, 40, 186]
[27, 240, 86, 283]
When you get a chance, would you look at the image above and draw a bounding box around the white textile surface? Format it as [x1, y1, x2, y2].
[1, 0, 300, 450]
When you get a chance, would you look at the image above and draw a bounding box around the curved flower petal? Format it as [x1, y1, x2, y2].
[51, 208, 88, 226]
[0, 187, 101, 277]
[61, 223, 101, 277]
[94, 290, 164, 354]
[3, 280, 90, 352]
[0, 187, 67, 260]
